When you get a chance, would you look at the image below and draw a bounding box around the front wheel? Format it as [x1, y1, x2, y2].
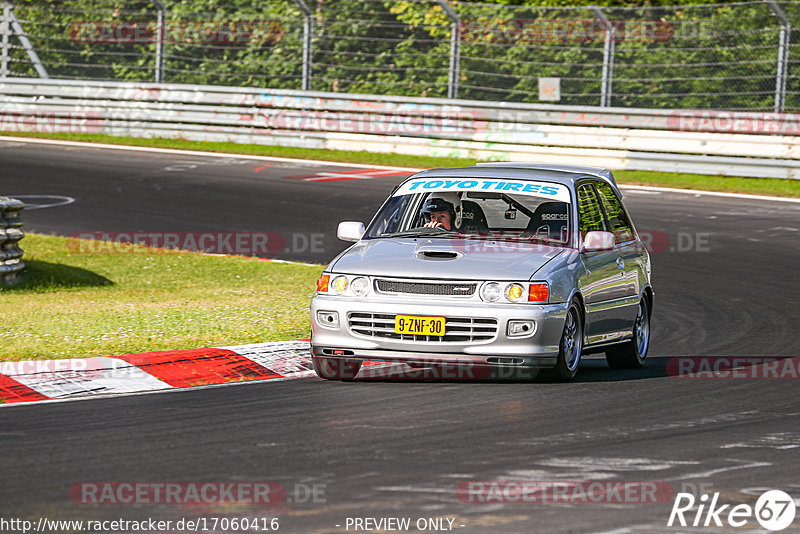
[312, 356, 362, 381]
[606, 298, 650, 369]
[554, 302, 584, 381]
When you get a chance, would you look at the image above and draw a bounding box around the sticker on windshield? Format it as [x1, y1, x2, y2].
[394, 178, 570, 203]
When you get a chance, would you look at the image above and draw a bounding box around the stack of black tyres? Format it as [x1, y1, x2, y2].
[0, 197, 25, 286]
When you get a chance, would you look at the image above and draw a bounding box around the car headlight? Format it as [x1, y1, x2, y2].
[480, 281, 550, 303]
[316, 274, 370, 296]
[331, 275, 349, 294]
[350, 276, 370, 296]
[481, 282, 502, 302]
[504, 283, 525, 303]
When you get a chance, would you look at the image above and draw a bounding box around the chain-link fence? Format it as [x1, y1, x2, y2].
[2, 0, 800, 111]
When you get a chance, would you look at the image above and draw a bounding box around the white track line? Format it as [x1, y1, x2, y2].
[619, 184, 800, 204]
[0, 135, 420, 172]
[3, 135, 799, 204]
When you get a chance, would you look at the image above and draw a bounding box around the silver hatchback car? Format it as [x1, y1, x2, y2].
[310, 163, 653, 381]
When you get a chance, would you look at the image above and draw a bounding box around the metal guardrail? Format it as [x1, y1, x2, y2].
[2, 1, 800, 111]
[0, 195, 24, 286]
[1, 78, 799, 179]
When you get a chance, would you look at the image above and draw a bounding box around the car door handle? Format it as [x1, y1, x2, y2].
[616, 258, 625, 269]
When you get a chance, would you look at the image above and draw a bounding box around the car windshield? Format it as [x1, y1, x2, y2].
[364, 177, 572, 245]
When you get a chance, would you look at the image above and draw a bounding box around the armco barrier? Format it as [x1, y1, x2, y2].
[1, 78, 799, 179]
[0, 196, 25, 286]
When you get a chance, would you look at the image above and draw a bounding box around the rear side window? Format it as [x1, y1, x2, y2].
[595, 182, 634, 244]
[577, 184, 607, 238]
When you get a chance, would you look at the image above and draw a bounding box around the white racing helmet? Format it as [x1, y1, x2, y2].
[421, 192, 463, 229]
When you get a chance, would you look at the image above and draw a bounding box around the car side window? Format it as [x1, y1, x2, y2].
[577, 183, 607, 239]
[366, 194, 416, 237]
[595, 182, 634, 244]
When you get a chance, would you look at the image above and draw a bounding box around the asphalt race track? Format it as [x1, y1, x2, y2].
[1, 139, 800, 533]
[0, 138, 403, 264]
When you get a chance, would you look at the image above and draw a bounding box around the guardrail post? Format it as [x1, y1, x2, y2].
[435, 0, 460, 99]
[153, 0, 166, 83]
[1, 3, 10, 78]
[0, 196, 25, 287]
[294, 0, 313, 91]
[767, 0, 790, 113]
[4, 2, 47, 78]
[592, 6, 615, 108]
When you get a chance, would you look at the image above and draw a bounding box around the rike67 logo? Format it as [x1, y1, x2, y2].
[668, 489, 796, 531]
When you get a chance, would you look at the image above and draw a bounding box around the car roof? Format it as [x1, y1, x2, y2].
[403, 162, 621, 196]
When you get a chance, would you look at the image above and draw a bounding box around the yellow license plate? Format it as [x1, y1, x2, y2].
[395, 315, 445, 336]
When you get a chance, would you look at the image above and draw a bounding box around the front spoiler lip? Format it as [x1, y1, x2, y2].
[311, 345, 558, 368]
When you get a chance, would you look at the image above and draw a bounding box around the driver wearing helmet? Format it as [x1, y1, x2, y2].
[422, 192, 463, 231]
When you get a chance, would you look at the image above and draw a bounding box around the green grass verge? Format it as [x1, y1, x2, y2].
[3, 131, 800, 198]
[0, 233, 322, 361]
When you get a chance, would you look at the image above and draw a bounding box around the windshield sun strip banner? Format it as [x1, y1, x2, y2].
[393, 178, 571, 203]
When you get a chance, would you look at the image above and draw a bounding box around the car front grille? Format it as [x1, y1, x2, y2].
[348, 313, 498, 343]
[375, 279, 477, 297]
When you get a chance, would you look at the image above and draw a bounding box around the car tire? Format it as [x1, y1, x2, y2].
[605, 298, 650, 369]
[312, 356, 362, 381]
[554, 301, 584, 381]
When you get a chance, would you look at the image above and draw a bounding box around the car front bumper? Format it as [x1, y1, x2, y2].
[310, 295, 568, 367]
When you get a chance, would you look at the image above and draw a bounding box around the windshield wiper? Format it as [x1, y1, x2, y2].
[520, 234, 568, 247]
[384, 227, 461, 238]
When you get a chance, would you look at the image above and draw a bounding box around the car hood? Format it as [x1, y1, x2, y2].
[330, 238, 563, 280]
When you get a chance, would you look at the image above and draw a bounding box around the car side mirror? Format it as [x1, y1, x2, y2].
[582, 231, 615, 252]
[337, 221, 365, 242]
